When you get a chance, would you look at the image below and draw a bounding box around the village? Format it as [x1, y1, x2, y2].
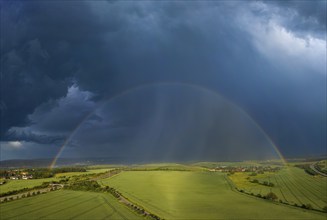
[0, 167, 88, 186]
[209, 165, 281, 173]
[0, 169, 34, 182]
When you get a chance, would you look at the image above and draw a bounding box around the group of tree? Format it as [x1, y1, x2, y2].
[252, 192, 278, 201]
[265, 192, 278, 200]
[249, 179, 274, 187]
[236, 188, 278, 201]
[65, 180, 102, 191]
[103, 186, 121, 198]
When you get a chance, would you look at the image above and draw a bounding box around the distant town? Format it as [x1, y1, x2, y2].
[209, 165, 281, 173]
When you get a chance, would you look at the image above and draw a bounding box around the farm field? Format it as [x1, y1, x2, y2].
[100, 171, 326, 219]
[229, 167, 327, 211]
[0, 190, 143, 220]
[0, 169, 111, 194]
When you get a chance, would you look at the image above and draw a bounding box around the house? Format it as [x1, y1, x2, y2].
[22, 175, 33, 180]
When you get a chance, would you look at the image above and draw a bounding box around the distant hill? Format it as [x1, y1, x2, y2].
[1, 155, 326, 169]
[0, 157, 137, 168]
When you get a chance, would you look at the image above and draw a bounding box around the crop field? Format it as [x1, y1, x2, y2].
[229, 167, 327, 211]
[100, 171, 326, 219]
[0, 190, 143, 220]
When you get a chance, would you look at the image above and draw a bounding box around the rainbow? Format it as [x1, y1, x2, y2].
[49, 82, 287, 168]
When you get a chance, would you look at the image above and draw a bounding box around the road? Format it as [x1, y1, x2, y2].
[310, 162, 327, 177]
[0, 184, 63, 202]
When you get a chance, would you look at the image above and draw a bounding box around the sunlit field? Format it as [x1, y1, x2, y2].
[100, 170, 326, 219]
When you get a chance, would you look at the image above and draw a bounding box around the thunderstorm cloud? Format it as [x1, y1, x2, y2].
[0, 1, 326, 161]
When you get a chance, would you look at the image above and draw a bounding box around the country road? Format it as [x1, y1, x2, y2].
[0, 185, 63, 202]
[310, 162, 327, 177]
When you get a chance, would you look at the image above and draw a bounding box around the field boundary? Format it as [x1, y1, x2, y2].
[226, 174, 327, 215]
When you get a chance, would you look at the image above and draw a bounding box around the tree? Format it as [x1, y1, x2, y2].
[305, 204, 312, 210]
[249, 172, 257, 176]
[323, 206, 327, 213]
[266, 192, 278, 201]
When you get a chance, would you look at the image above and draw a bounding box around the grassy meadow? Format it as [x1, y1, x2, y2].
[99, 171, 326, 219]
[0, 190, 143, 220]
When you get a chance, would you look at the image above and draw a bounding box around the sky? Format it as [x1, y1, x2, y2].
[0, 0, 326, 162]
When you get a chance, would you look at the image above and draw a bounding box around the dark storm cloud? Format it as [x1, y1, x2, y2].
[267, 0, 326, 37]
[5, 130, 65, 145]
[5, 85, 96, 145]
[26, 85, 96, 134]
[1, 1, 326, 160]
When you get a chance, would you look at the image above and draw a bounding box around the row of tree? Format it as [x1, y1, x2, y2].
[0, 182, 51, 197]
[249, 179, 274, 187]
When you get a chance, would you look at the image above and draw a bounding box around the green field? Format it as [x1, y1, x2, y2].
[100, 171, 326, 219]
[0, 190, 143, 220]
[229, 167, 327, 210]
